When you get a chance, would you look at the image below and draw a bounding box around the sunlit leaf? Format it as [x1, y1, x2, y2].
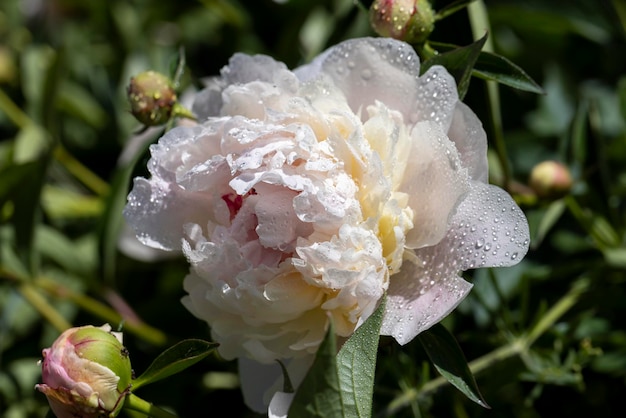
[41, 185, 103, 220]
[419, 323, 489, 408]
[13, 125, 51, 164]
[336, 295, 385, 417]
[290, 297, 385, 418]
[131, 339, 219, 390]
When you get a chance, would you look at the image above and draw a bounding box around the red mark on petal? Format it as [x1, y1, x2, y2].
[221, 189, 256, 221]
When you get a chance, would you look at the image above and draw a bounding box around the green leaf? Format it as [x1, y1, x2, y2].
[435, 0, 477, 21]
[531, 199, 566, 250]
[2, 161, 49, 274]
[422, 34, 487, 100]
[14, 125, 51, 164]
[336, 295, 385, 417]
[131, 339, 219, 390]
[471, 51, 544, 94]
[97, 128, 162, 283]
[57, 81, 108, 128]
[41, 185, 103, 220]
[418, 323, 489, 408]
[430, 41, 544, 94]
[288, 321, 342, 417]
[603, 248, 626, 269]
[289, 296, 385, 418]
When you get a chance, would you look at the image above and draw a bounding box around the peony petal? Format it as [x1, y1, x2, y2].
[124, 177, 213, 251]
[193, 53, 298, 120]
[402, 121, 469, 249]
[239, 356, 314, 413]
[411, 65, 459, 131]
[381, 254, 473, 345]
[295, 38, 422, 122]
[268, 391, 295, 418]
[447, 102, 489, 183]
[445, 181, 530, 270]
[381, 181, 530, 345]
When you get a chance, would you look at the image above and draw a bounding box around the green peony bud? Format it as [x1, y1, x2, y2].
[35, 324, 132, 418]
[369, 0, 435, 44]
[529, 160, 573, 199]
[127, 70, 194, 126]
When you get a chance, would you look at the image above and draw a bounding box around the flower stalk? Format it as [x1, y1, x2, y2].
[123, 393, 179, 418]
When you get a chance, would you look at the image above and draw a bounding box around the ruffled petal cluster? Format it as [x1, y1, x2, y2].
[124, 37, 529, 412]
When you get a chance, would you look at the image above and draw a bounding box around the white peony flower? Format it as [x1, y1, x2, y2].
[124, 37, 529, 413]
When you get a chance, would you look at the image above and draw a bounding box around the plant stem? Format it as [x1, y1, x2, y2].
[53, 144, 110, 197]
[17, 283, 71, 332]
[35, 276, 168, 346]
[0, 88, 30, 128]
[124, 393, 179, 418]
[467, 0, 512, 189]
[380, 277, 589, 416]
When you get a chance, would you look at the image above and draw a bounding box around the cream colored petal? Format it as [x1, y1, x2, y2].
[402, 121, 469, 249]
[447, 102, 489, 182]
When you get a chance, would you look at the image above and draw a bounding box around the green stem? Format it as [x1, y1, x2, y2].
[35, 276, 168, 346]
[17, 283, 71, 332]
[124, 393, 178, 418]
[0, 88, 31, 128]
[53, 145, 110, 197]
[467, 0, 512, 189]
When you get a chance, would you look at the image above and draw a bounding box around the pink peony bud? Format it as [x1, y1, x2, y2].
[369, 0, 435, 44]
[529, 160, 573, 199]
[35, 324, 132, 418]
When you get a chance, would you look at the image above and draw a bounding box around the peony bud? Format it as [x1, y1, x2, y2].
[369, 0, 435, 44]
[529, 160, 573, 199]
[35, 324, 132, 418]
[127, 70, 194, 126]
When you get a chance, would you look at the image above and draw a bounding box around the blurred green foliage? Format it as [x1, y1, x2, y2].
[1, 0, 625, 417]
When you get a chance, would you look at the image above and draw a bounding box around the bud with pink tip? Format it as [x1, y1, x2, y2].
[529, 160, 573, 199]
[35, 324, 132, 418]
[369, 0, 435, 44]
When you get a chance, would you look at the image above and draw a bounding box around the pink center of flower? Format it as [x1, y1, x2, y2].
[222, 189, 256, 221]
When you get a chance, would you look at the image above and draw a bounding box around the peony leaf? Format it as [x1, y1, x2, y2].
[430, 41, 544, 94]
[470, 51, 544, 94]
[288, 320, 342, 417]
[418, 323, 489, 408]
[435, 0, 478, 21]
[289, 296, 385, 418]
[97, 128, 162, 283]
[422, 34, 487, 100]
[336, 295, 385, 417]
[131, 339, 219, 390]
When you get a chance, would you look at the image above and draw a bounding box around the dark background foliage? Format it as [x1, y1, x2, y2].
[1, 0, 625, 417]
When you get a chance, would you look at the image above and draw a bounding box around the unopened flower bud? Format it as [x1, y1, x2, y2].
[35, 324, 132, 418]
[529, 160, 573, 198]
[369, 0, 435, 44]
[127, 70, 194, 126]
